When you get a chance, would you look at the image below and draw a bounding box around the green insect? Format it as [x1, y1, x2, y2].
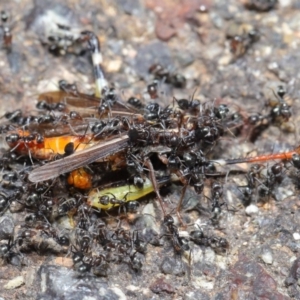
[87, 177, 170, 210]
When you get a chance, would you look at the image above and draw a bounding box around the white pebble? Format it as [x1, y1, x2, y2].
[279, 0, 292, 7]
[245, 204, 259, 216]
[293, 233, 300, 240]
[261, 250, 273, 265]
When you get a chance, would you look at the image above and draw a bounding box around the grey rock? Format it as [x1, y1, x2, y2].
[160, 256, 186, 276]
[132, 41, 172, 79]
[0, 215, 14, 239]
[36, 265, 112, 300]
[184, 290, 210, 300]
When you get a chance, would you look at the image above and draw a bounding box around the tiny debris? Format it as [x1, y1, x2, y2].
[150, 277, 175, 294]
[54, 257, 73, 268]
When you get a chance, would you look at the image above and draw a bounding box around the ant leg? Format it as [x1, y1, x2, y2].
[144, 158, 166, 216]
[176, 183, 188, 227]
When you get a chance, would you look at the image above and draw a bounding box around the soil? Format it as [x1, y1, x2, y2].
[1, 0, 300, 299]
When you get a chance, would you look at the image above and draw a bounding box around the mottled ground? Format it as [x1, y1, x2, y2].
[1, 0, 300, 299]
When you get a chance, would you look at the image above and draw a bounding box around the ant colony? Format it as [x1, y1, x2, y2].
[0, 3, 297, 287]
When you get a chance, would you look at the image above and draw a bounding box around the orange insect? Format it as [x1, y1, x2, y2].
[28, 133, 130, 182]
[6, 129, 95, 160]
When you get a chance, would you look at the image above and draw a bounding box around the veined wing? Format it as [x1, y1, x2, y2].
[28, 133, 129, 182]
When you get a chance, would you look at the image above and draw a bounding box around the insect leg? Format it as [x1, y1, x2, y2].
[144, 158, 166, 216]
[176, 183, 188, 227]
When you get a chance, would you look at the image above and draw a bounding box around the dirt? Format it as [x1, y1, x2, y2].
[1, 0, 300, 299]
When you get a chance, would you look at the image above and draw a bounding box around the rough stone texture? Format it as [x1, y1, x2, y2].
[0, 216, 14, 240]
[1, 0, 300, 299]
[36, 265, 128, 300]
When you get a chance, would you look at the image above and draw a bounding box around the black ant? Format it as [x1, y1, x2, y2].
[144, 102, 161, 120]
[162, 215, 190, 254]
[238, 164, 263, 206]
[244, 0, 278, 12]
[226, 23, 260, 58]
[288, 153, 300, 189]
[190, 226, 229, 255]
[56, 233, 70, 246]
[132, 230, 148, 254]
[210, 181, 226, 221]
[259, 162, 285, 201]
[174, 95, 200, 113]
[246, 85, 292, 142]
[129, 251, 143, 272]
[147, 82, 158, 99]
[91, 254, 109, 277]
[148, 63, 186, 89]
[58, 80, 79, 95]
[55, 197, 78, 217]
[0, 10, 12, 51]
[98, 193, 128, 213]
[75, 229, 92, 253]
[71, 246, 92, 274]
[0, 236, 22, 267]
[0, 193, 9, 214]
[128, 97, 144, 110]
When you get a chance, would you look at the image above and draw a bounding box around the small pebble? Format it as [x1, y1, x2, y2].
[261, 250, 273, 265]
[293, 233, 300, 240]
[105, 59, 122, 73]
[0, 216, 14, 239]
[150, 277, 175, 294]
[110, 287, 127, 300]
[245, 204, 259, 216]
[4, 276, 25, 290]
[160, 256, 186, 276]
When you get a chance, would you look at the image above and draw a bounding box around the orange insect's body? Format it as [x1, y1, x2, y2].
[67, 168, 92, 189]
[7, 129, 95, 160]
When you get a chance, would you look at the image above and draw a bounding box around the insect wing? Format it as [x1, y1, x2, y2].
[38, 91, 99, 115]
[38, 90, 140, 116]
[27, 118, 98, 137]
[28, 134, 129, 182]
